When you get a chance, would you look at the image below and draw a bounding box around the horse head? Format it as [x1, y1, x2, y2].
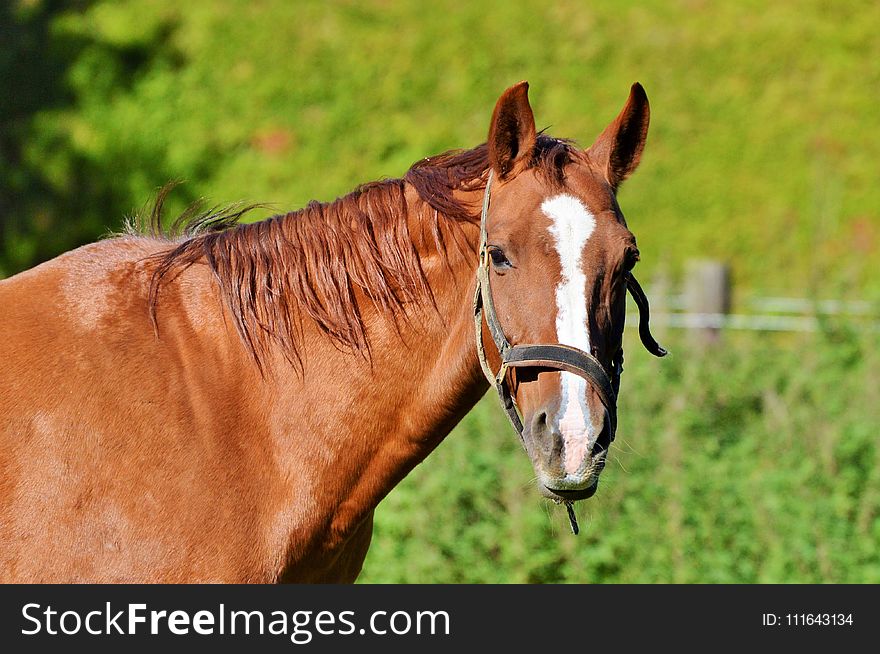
[476, 82, 666, 510]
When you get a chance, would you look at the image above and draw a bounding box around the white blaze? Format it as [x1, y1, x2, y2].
[542, 194, 599, 474]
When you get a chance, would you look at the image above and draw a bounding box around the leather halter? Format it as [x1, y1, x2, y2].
[473, 170, 667, 442]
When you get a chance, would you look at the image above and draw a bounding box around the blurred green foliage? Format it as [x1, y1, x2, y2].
[1, 0, 877, 582]
[362, 326, 880, 583]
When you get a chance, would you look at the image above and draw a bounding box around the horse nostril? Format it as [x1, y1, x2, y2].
[533, 411, 547, 430]
[529, 410, 563, 462]
[591, 412, 613, 457]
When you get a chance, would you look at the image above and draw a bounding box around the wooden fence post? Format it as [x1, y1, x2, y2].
[684, 259, 731, 345]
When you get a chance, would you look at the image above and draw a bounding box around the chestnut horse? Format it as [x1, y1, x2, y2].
[0, 81, 660, 582]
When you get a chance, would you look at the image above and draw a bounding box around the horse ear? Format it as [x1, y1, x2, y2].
[587, 83, 650, 192]
[488, 81, 537, 180]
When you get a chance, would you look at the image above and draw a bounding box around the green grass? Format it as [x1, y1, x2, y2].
[1, 0, 878, 582]
[3, 0, 878, 294]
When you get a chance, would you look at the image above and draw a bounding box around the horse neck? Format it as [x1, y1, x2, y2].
[263, 184, 488, 550]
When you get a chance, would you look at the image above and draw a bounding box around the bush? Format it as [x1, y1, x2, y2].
[360, 327, 880, 583]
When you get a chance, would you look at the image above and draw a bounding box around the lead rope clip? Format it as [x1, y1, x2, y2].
[566, 502, 579, 535]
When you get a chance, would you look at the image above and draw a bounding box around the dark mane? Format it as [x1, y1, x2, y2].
[146, 135, 577, 370]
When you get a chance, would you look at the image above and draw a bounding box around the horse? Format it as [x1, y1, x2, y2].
[0, 81, 664, 582]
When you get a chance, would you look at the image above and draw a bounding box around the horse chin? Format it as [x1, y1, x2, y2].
[540, 480, 599, 502]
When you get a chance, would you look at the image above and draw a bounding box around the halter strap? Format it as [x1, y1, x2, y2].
[473, 169, 666, 440]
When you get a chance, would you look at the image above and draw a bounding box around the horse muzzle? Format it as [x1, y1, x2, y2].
[524, 401, 611, 501]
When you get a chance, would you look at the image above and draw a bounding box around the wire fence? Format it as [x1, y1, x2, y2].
[625, 260, 879, 334]
[638, 298, 879, 333]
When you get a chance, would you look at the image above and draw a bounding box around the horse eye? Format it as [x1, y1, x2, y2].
[489, 247, 512, 269]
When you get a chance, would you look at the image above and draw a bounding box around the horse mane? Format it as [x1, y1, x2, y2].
[144, 135, 577, 371]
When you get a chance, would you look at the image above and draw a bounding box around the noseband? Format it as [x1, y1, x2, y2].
[473, 171, 667, 443]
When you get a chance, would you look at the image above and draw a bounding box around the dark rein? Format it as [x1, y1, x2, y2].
[472, 171, 667, 530]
